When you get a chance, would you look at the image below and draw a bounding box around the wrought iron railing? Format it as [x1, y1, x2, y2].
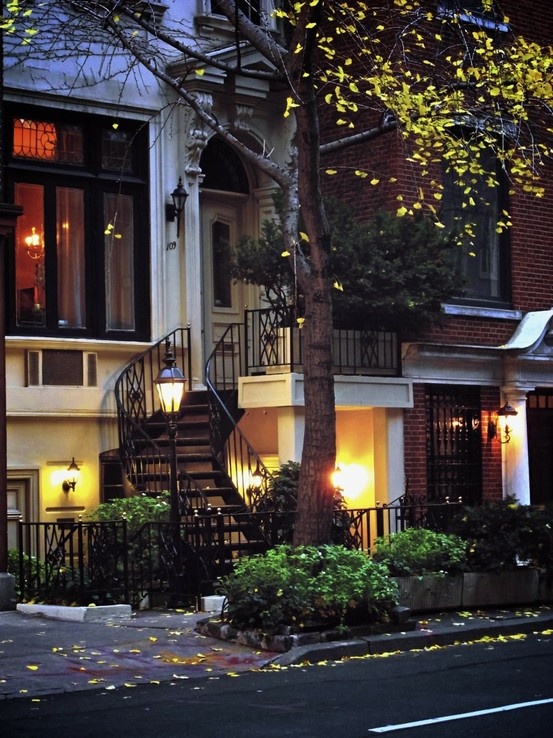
[17, 500, 463, 607]
[18, 519, 129, 605]
[205, 323, 273, 510]
[114, 327, 212, 507]
[115, 327, 192, 439]
[245, 307, 401, 376]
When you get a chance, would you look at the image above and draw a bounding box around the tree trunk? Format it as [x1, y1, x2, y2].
[291, 78, 336, 546]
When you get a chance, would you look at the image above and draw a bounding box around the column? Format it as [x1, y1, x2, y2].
[501, 388, 531, 504]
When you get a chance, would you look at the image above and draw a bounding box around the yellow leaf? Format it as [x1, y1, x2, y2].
[281, 250, 290, 257]
[195, 68, 205, 76]
[397, 206, 408, 217]
[299, 231, 309, 242]
[26, 664, 39, 671]
[333, 280, 344, 291]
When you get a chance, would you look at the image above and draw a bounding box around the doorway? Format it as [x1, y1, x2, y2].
[527, 391, 553, 505]
[200, 195, 249, 357]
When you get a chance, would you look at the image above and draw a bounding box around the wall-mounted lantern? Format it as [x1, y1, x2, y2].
[165, 177, 188, 238]
[488, 401, 518, 444]
[62, 457, 80, 493]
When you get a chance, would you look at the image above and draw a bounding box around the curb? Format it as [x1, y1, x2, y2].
[16, 603, 132, 622]
[271, 610, 553, 666]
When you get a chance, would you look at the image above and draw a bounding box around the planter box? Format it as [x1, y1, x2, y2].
[393, 575, 463, 613]
[461, 570, 539, 608]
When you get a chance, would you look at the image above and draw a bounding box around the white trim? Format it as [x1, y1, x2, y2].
[442, 303, 522, 321]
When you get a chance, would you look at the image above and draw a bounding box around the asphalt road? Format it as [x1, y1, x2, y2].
[1, 632, 552, 737]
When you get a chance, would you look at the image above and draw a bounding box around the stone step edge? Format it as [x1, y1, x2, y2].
[17, 603, 132, 622]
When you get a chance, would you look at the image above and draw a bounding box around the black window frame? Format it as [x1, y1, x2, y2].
[441, 135, 512, 310]
[5, 104, 151, 342]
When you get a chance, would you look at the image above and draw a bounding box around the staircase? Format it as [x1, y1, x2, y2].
[139, 388, 247, 513]
[107, 326, 273, 600]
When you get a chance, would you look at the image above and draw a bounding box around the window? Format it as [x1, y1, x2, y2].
[437, 1, 509, 32]
[211, 0, 261, 25]
[7, 106, 150, 340]
[212, 220, 232, 308]
[442, 142, 510, 306]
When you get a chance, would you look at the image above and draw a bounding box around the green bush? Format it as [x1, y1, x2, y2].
[85, 493, 170, 536]
[372, 528, 467, 576]
[450, 497, 553, 573]
[7, 548, 44, 596]
[218, 544, 398, 633]
[254, 461, 354, 546]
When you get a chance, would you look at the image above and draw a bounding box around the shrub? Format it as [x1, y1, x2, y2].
[450, 497, 553, 573]
[218, 544, 398, 633]
[254, 461, 354, 546]
[7, 548, 44, 597]
[372, 528, 467, 576]
[85, 493, 170, 536]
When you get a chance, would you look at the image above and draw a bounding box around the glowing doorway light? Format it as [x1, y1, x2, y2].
[332, 463, 370, 503]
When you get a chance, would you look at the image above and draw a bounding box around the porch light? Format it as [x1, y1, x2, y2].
[332, 462, 369, 503]
[250, 460, 263, 490]
[166, 176, 188, 238]
[62, 457, 80, 493]
[488, 401, 518, 444]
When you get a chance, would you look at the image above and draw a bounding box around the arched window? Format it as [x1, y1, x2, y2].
[200, 137, 249, 193]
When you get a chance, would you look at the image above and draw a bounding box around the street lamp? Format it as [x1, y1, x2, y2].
[154, 339, 186, 525]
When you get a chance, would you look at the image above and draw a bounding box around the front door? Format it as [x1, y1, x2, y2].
[527, 391, 553, 504]
[200, 195, 250, 359]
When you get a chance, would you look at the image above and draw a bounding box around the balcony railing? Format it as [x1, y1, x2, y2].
[245, 307, 400, 376]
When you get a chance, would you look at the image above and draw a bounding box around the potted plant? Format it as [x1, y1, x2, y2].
[372, 528, 467, 612]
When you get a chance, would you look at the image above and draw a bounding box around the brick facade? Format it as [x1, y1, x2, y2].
[322, 0, 553, 504]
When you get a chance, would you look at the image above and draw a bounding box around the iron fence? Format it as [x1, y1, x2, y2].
[18, 519, 129, 605]
[17, 500, 463, 608]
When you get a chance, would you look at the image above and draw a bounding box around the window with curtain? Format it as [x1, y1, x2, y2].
[8, 106, 150, 340]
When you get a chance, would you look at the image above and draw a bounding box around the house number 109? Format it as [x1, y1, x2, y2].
[166, 241, 177, 251]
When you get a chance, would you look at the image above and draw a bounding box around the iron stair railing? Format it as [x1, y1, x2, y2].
[114, 327, 210, 511]
[205, 322, 273, 511]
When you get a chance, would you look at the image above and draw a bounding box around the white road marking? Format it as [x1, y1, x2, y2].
[368, 698, 553, 733]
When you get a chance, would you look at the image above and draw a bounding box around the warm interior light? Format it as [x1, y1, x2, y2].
[24, 226, 44, 259]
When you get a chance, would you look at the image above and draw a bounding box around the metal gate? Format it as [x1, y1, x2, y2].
[426, 385, 483, 505]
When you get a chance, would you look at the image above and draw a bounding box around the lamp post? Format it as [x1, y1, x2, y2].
[154, 339, 186, 525]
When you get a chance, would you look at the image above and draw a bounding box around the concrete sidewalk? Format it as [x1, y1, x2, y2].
[1, 604, 552, 701]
